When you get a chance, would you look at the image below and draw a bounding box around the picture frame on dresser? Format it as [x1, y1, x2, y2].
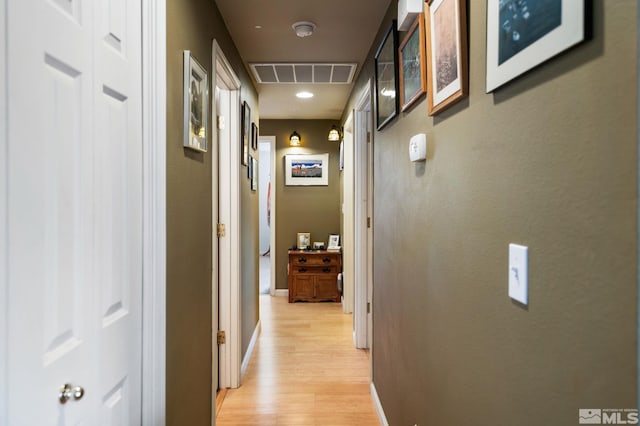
[297, 232, 311, 250]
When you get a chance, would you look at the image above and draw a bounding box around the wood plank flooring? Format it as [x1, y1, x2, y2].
[216, 295, 380, 425]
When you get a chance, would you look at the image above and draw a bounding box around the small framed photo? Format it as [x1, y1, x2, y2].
[399, 13, 427, 111]
[374, 20, 399, 130]
[486, 0, 586, 92]
[251, 122, 258, 150]
[183, 51, 208, 152]
[327, 234, 340, 249]
[297, 232, 311, 250]
[241, 101, 250, 165]
[251, 157, 258, 191]
[313, 242, 325, 250]
[248, 154, 253, 180]
[285, 153, 329, 186]
[424, 0, 468, 115]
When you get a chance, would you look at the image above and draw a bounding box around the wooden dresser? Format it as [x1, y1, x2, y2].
[288, 250, 341, 303]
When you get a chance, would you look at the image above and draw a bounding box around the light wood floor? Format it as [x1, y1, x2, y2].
[216, 295, 380, 425]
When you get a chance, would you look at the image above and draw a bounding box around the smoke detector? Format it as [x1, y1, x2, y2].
[292, 21, 316, 38]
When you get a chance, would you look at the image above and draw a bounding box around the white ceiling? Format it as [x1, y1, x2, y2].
[214, 0, 392, 120]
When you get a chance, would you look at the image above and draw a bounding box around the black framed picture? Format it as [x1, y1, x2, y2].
[241, 101, 250, 165]
[251, 122, 258, 150]
[374, 20, 399, 131]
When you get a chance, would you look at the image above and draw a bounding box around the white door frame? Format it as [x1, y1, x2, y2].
[0, 0, 8, 422]
[0, 0, 167, 423]
[354, 81, 373, 350]
[141, 0, 167, 424]
[259, 136, 278, 297]
[213, 40, 242, 391]
[342, 114, 355, 315]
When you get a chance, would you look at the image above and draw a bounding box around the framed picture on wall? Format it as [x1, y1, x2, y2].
[251, 122, 258, 150]
[374, 20, 399, 130]
[241, 101, 250, 165]
[183, 50, 208, 152]
[485, 0, 586, 92]
[399, 13, 427, 111]
[251, 157, 258, 191]
[424, 0, 468, 116]
[285, 153, 329, 186]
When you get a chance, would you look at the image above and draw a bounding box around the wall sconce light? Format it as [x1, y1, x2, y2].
[328, 125, 341, 142]
[289, 131, 301, 146]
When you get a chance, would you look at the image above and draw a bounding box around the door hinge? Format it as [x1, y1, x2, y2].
[217, 223, 226, 237]
[367, 217, 371, 228]
[367, 131, 371, 143]
[217, 330, 226, 345]
[367, 302, 371, 314]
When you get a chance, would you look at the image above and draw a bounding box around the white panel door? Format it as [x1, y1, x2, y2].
[6, 0, 143, 424]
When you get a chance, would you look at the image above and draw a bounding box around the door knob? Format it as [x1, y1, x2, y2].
[59, 383, 85, 404]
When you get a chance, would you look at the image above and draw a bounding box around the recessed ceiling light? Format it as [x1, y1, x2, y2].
[296, 91, 314, 99]
[254, 25, 262, 29]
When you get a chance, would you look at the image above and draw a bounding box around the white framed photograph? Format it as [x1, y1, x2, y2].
[285, 153, 329, 186]
[327, 234, 340, 249]
[486, 0, 586, 92]
[183, 50, 208, 152]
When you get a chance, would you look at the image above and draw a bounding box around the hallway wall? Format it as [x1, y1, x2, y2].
[343, 1, 638, 425]
[259, 120, 341, 290]
[166, 0, 259, 423]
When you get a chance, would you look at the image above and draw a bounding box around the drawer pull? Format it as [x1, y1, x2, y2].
[298, 258, 307, 263]
[322, 268, 331, 273]
[322, 258, 331, 263]
[298, 268, 307, 273]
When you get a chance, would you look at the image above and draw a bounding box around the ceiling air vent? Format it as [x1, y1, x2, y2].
[250, 63, 357, 84]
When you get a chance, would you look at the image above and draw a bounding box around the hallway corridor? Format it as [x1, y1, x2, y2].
[216, 296, 379, 425]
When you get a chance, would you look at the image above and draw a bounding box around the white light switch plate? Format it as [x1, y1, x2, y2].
[509, 244, 528, 305]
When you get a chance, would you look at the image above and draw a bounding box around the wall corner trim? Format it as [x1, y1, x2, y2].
[370, 382, 389, 426]
[241, 320, 261, 380]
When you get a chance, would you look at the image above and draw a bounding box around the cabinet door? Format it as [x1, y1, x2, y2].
[315, 275, 339, 301]
[292, 275, 315, 299]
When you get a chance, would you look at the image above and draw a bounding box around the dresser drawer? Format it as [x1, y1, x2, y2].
[291, 254, 339, 266]
[293, 265, 339, 275]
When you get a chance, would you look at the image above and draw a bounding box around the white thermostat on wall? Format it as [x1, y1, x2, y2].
[409, 133, 427, 162]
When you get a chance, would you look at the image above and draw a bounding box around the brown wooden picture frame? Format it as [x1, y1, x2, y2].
[398, 13, 427, 112]
[424, 0, 468, 116]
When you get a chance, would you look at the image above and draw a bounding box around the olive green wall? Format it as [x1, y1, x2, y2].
[259, 120, 341, 290]
[343, 1, 638, 425]
[166, 0, 259, 424]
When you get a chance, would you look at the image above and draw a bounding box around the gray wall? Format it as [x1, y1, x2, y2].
[166, 0, 259, 423]
[259, 120, 342, 290]
[343, 1, 638, 425]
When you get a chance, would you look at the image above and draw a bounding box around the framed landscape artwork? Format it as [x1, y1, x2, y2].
[424, 0, 468, 116]
[486, 0, 586, 92]
[285, 153, 329, 186]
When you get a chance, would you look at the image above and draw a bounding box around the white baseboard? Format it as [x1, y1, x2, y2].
[240, 320, 261, 380]
[273, 289, 289, 297]
[370, 382, 389, 426]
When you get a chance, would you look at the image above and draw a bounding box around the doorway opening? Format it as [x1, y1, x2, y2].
[258, 138, 274, 295]
[212, 40, 242, 410]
